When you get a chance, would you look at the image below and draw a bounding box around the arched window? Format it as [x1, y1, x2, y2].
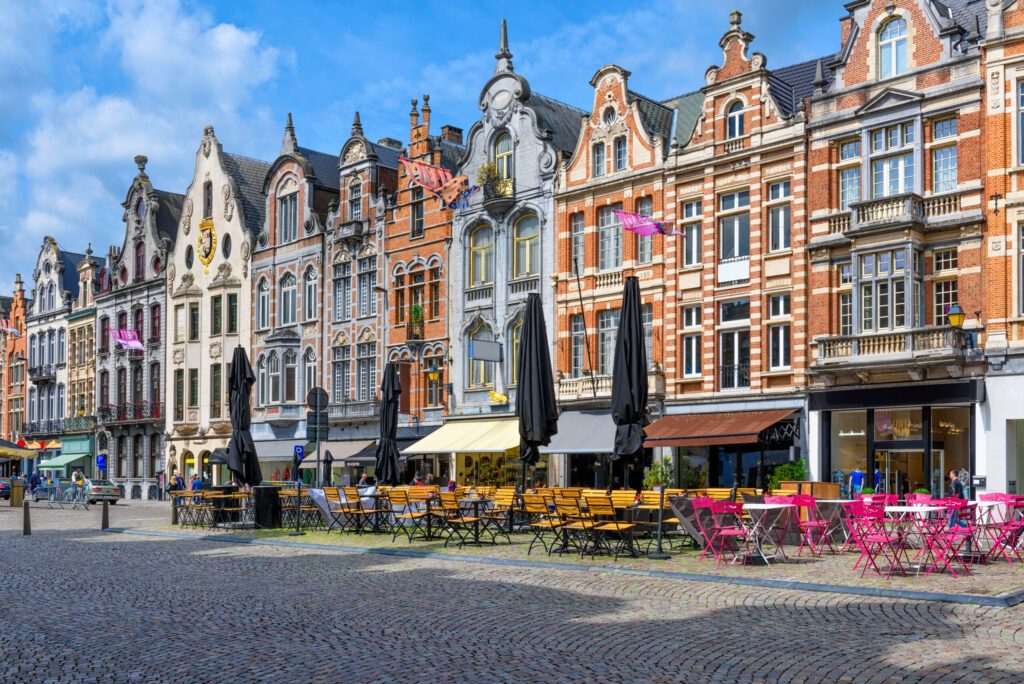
[280, 273, 297, 325]
[257, 356, 267, 406]
[467, 322, 494, 387]
[48, 283, 55, 311]
[469, 225, 494, 286]
[727, 102, 744, 139]
[133, 434, 144, 478]
[303, 348, 316, 397]
[494, 132, 514, 186]
[278, 192, 297, 243]
[303, 267, 318, 321]
[134, 242, 145, 282]
[509, 318, 523, 384]
[99, 370, 109, 407]
[28, 334, 35, 367]
[99, 316, 110, 352]
[28, 388, 36, 422]
[117, 367, 127, 404]
[283, 350, 297, 402]
[268, 352, 280, 403]
[57, 329, 65, 364]
[148, 434, 160, 478]
[879, 17, 907, 80]
[57, 384, 65, 420]
[512, 215, 540, 278]
[257, 278, 270, 329]
[348, 180, 362, 221]
[132, 365, 143, 404]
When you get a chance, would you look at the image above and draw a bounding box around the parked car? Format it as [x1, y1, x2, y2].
[31, 479, 68, 502]
[0, 478, 10, 500]
[85, 479, 122, 504]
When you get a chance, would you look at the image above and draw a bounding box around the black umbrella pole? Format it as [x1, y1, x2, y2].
[290, 480, 305, 536]
[648, 485, 671, 560]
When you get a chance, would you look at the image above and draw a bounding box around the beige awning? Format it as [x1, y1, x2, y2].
[0, 439, 38, 459]
[299, 440, 375, 467]
[403, 418, 519, 454]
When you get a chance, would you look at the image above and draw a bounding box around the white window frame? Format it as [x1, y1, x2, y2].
[570, 213, 585, 273]
[279, 273, 297, 326]
[769, 324, 791, 370]
[614, 137, 627, 171]
[570, 314, 585, 378]
[767, 180, 791, 252]
[933, 145, 957, 193]
[597, 309, 619, 375]
[592, 143, 605, 177]
[597, 205, 623, 271]
[635, 197, 653, 265]
[303, 268, 318, 321]
[878, 17, 908, 80]
[257, 280, 270, 330]
[726, 102, 744, 139]
[682, 334, 701, 378]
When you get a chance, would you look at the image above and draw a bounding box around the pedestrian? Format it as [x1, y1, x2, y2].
[28, 471, 41, 495]
[947, 468, 967, 529]
[283, 466, 290, 482]
[358, 473, 368, 487]
[174, 472, 185, 491]
[190, 474, 203, 491]
[71, 467, 85, 489]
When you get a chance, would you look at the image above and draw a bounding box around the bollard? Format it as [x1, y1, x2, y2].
[101, 500, 109, 530]
[23, 499, 31, 536]
[171, 496, 178, 525]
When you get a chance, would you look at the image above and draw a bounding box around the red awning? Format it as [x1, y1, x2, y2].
[643, 409, 795, 448]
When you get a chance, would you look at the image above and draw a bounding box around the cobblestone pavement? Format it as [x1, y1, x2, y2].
[2, 502, 1024, 683]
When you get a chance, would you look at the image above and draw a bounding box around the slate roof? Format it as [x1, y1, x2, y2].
[767, 57, 832, 118]
[296, 146, 340, 189]
[0, 296, 12, 318]
[525, 92, 586, 155]
[153, 189, 184, 246]
[628, 90, 674, 145]
[59, 251, 86, 298]
[222, 152, 272, 236]
[937, 0, 987, 37]
[366, 141, 401, 170]
[661, 90, 705, 150]
[437, 138, 466, 174]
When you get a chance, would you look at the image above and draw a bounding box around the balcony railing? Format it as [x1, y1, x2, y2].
[328, 400, 380, 421]
[481, 178, 515, 213]
[556, 370, 666, 403]
[841, 191, 966, 234]
[814, 326, 972, 365]
[407, 318, 424, 341]
[337, 218, 368, 241]
[724, 138, 745, 153]
[465, 285, 493, 305]
[28, 365, 56, 382]
[64, 415, 96, 433]
[719, 364, 751, 390]
[595, 271, 623, 290]
[828, 213, 851, 234]
[23, 419, 63, 436]
[509, 276, 539, 297]
[97, 401, 164, 425]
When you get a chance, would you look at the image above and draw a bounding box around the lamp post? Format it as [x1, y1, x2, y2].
[946, 302, 972, 350]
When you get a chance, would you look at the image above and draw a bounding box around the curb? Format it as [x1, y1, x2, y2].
[104, 527, 1023, 608]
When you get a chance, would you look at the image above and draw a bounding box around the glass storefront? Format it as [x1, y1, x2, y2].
[456, 451, 548, 487]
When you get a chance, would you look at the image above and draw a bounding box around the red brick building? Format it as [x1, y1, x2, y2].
[1, 275, 29, 474]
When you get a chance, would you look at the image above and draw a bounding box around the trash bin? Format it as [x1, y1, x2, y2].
[10, 480, 25, 507]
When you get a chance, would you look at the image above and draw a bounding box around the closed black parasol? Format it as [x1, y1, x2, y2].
[226, 346, 262, 486]
[322, 450, 334, 486]
[611, 276, 648, 489]
[374, 362, 402, 486]
[515, 292, 558, 492]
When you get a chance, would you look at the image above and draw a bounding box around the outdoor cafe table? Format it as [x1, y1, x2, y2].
[742, 503, 794, 565]
[814, 499, 848, 544]
[459, 497, 493, 546]
[884, 505, 946, 574]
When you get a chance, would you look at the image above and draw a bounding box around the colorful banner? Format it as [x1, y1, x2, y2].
[111, 329, 145, 351]
[400, 156, 478, 209]
[0, 318, 20, 337]
[613, 209, 682, 237]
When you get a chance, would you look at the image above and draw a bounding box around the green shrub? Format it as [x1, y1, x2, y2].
[643, 456, 673, 490]
[767, 458, 806, 491]
[913, 488, 931, 494]
[860, 487, 875, 495]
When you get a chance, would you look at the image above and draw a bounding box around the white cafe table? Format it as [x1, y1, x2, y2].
[743, 503, 794, 564]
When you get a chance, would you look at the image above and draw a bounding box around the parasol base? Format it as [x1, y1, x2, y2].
[646, 552, 672, 560]
[288, 531, 306, 536]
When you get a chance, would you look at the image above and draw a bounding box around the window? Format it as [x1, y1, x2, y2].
[188, 369, 199, 407]
[188, 303, 199, 341]
[597, 309, 619, 375]
[395, 275, 405, 324]
[99, 371, 109, 408]
[839, 293, 853, 336]
[570, 213, 585, 272]
[840, 140, 861, 160]
[304, 268, 317, 321]
[934, 118, 957, 140]
[203, 181, 212, 219]
[356, 342, 376, 401]
[57, 329, 65, 364]
[933, 248, 958, 272]
[469, 225, 494, 286]
[210, 295, 222, 335]
[682, 305, 701, 328]
[933, 145, 958, 193]
[598, 205, 623, 270]
[227, 293, 238, 334]
[429, 268, 441, 319]
[210, 364, 222, 419]
[720, 299, 750, 323]
[592, 143, 605, 177]
[341, 182, 362, 228]
[513, 214, 540, 278]
[134, 242, 145, 282]
[303, 349, 316, 397]
[681, 200, 702, 266]
[570, 314, 585, 378]
[614, 137, 627, 171]
[150, 363, 160, 404]
[173, 306, 184, 342]
[769, 294, 791, 318]
[410, 188, 424, 238]
[256, 357, 267, 406]
[840, 167, 861, 210]
[283, 350, 297, 402]
[173, 370, 183, 421]
[277, 273, 296, 325]
[257, 279, 270, 329]
[635, 197, 653, 264]
[934, 279, 958, 322]
[839, 263, 852, 285]
[332, 346, 351, 403]
[642, 303, 653, 369]
[719, 213, 750, 260]
[682, 334, 701, 378]
[769, 324, 791, 370]
[727, 101, 744, 139]
[268, 352, 280, 403]
[878, 18, 907, 80]
[467, 323, 494, 387]
[872, 154, 914, 197]
[767, 181, 791, 252]
[117, 368, 127, 406]
[333, 263, 352, 321]
[357, 257, 377, 317]
[719, 330, 750, 389]
[222, 234, 231, 259]
[858, 248, 921, 331]
[602, 107, 616, 126]
[426, 360, 445, 407]
[150, 304, 160, 342]
[494, 133, 514, 184]
[1019, 82, 1024, 165]
[278, 193, 298, 243]
[509, 319, 523, 384]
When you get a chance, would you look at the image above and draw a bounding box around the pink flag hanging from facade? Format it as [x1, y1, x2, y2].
[112, 329, 145, 351]
[0, 318, 20, 338]
[399, 157, 453, 194]
[613, 210, 682, 237]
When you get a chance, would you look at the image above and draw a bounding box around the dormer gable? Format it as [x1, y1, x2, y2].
[707, 11, 765, 85]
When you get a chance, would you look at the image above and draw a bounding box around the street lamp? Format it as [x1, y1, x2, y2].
[425, 363, 440, 383]
[946, 302, 965, 329]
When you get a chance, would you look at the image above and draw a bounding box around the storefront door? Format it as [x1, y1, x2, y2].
[873, 450, 925, 496]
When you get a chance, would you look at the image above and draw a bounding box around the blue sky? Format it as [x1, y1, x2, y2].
[0, 0, 842, 290]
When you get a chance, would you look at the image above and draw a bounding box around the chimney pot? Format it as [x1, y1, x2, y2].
[440, 125, 464, 145]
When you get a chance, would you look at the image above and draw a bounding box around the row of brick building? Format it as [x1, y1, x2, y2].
[2, 1, 1024, 497]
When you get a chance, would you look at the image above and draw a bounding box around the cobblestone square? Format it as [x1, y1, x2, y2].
[3, 502, 1024, 683]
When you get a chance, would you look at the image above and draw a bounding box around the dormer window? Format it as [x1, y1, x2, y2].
[203, 181, 213, 220]
[878, 17, 907, 80]
[135, 197, 145, 223]
[348, 180, 362, 221]
[592, 142, 606, 177]
[614, 137, 627, 172]
[727, 102, 744, 139]
[602, 107, 616, 126]
[278, 193, 298, 243]
[134, 242, 145, 283]
[494, 132, 514, 185]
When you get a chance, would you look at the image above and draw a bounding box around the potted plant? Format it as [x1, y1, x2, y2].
[860, 487, 876, 495]
[476, 161, 510, 199]
[767, 458, 807, 492]
[643, 456, 674, 490]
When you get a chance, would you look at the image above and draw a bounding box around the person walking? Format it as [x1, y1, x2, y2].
[71, 467, 85, 489]
[190, 474, 203, 491]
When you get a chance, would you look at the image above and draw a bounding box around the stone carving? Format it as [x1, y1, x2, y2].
[344, 142, 365, 163]
[222, 184, 235, 222]
[357, 327, 376, 343]
[180, 198, 193, 235]
[173, 348, 184, 365]
[166, 263, 175, 288]
[210, 341, 222, 360]
[304, 213, 323, 235]
[200, 126, 214, 158]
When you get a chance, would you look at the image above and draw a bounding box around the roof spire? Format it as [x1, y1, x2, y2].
[351, 111, 363, 137]
[812, 59, 827, 91]
[495, 19, 513, 73]
[281, 112, 297, 154]
[134, 154, 148, 176]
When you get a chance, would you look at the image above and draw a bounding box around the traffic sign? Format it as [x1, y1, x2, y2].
[96, 454, 106, 471]
[306, 411, 329, 428]
[306, 387, 328, 411]
[306, 426, 329, 443]
[293, 445, 305, 461]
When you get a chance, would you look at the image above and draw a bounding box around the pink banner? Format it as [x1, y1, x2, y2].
[0, 318, 19, 338]
[399, 156, 453, 194]
[613, 209, 681, 237]
[112, 329, 145, 351]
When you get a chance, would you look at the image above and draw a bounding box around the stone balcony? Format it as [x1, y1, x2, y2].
[97, 402, 165, 426]
[465, 284, 493, 308]
[819, 190, 975, 241]
[28, 364, 56, 383]
[23, 419, 63, 437]
[812, 326, 983, 380]
[556, 369, 666, 405]
[328, 399, 379, 423]
[481, 178, 515, 215]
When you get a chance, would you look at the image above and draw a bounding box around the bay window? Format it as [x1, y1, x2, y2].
[857, 247, 922, 332]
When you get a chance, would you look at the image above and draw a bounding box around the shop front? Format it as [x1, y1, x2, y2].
[36, 452, 91, 480]
[539, 411, 616, 488]
[403, 417, 533, 486]
[810, 380, 981, 498]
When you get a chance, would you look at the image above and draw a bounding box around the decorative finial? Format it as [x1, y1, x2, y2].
[203, 124, 214, 136]
[85, 243, 93, 257]
[812, 59, 827, 90]
[281, 112, 298, 154]
[495, 19, 514, 73]
[134, 155, 148, 174]
[410, 98, 418, 114]
[351, 111, 363, 137]
[730, 10, 742, 28]
[422, 94, 430, 109]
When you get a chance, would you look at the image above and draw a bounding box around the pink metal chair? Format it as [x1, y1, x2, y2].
[690, 497, 719, 561]
[792, 494, 834, 557]
[852, 503, 907, 579]
[704, 501, 751, 566]
[985, 499, 1024, 564]
[926, 499, 978, 577]
[905, 493, 933, 505]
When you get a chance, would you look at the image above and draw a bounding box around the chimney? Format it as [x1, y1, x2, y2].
[409, 98, 419, 130]
[441, 125, 463, 145]
[421, 94, 431, 128]
[377, 137, 403, 150]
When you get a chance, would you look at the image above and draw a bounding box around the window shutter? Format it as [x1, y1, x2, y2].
[398, 363, 412, 415]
